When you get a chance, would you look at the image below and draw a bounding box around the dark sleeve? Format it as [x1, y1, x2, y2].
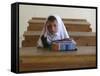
[41, 35, 50, 48]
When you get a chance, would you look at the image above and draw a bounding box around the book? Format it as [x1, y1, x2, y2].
[52, 38, 77, 51]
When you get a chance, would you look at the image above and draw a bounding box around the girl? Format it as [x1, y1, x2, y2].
[37, 15, 70, 48]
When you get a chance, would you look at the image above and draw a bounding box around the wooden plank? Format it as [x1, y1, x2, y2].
[29, 17, 87, 22]
[20, 46, 96, 56]
[32, 17, 87, 22]
[19, 46, 96, 72]
[28, 19, 90, 25]
[23, 31, 95, 36]
[20, 55, 96, 71]
[27, 23, 91, 32]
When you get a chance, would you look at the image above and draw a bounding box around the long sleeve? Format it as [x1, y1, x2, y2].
[41, 35, 50, 48]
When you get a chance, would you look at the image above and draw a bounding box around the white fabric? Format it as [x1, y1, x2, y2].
[37, 15, 70, 47]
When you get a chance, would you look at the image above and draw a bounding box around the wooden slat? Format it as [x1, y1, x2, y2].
[27, 23, 91, 32]
[20, 55, 96, 71]
[23, 31, 95, 36]
[20, 46, 96, 56]
[28, 19, 90, 24]
[32, 17, 87, 22]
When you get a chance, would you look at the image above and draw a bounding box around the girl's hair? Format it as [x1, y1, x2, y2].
[47, 16, 56, 22]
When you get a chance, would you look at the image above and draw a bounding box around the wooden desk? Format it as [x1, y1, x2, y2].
[19, 46, 96, 72]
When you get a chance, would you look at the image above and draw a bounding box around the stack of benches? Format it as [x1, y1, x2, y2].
[22, 17, 96, 47]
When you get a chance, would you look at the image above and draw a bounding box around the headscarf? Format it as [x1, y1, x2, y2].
[37, 15, 70, 47]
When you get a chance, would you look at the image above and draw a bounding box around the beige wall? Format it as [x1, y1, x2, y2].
[19, 5, 96, 48]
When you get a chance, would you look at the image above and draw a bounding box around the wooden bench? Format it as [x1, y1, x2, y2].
[28, 18, 92, 32]
[22, 31, 96, 47]
[19, 46, 96, 72]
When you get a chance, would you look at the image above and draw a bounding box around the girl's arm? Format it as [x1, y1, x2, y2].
[41, 35, 49, 48]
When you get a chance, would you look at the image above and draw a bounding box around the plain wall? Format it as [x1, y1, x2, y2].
[19, 5, 96, 48]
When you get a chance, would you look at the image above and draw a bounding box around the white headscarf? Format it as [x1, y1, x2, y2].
[37, 15, 70, 47]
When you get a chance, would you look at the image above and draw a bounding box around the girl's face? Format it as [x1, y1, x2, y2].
[46, 20, 57, 34]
